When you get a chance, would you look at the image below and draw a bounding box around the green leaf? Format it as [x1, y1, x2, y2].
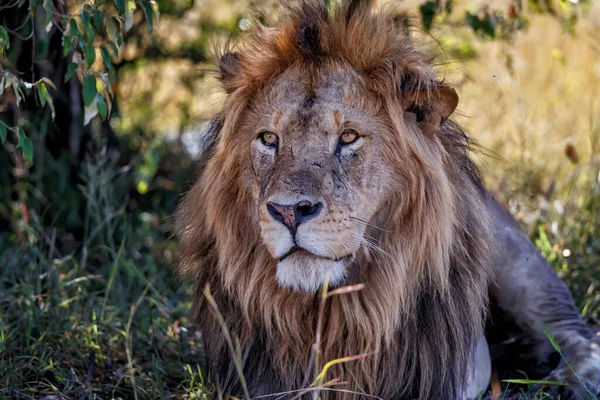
[101, 47, 116, 76]
[115, 20, 123, 46]
[69, 19, 82, 40]
[140, 1, 154, 34]
[37, 82, 48, 107]
[0, 124, 6, 145]
[43, 0, 55, 13]
[83, 75, 97, 107]
[65, 62, 78, 82]
[43, 0, 55, 28]
[466, 12, 481, 32]
[84, 44, 96, 67]
[0, 26, 10, 50]
[92, 9, 104, 30]
[419, 1, 438, 31]
[81, 9, 95, 40]
[17, 128, 33, 164]
[481, 15, 496, 39]
[115, 0, 125, 15]
[96, 94, 108, 119]
[62, 34, 72, 57]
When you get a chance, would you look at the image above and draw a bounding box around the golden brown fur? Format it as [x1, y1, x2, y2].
[176, 1, 495, 398]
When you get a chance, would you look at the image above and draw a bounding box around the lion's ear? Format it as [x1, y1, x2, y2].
[219, 51, 240, 94]
[404, 84, 458, 137]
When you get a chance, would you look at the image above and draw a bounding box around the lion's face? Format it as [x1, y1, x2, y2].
[240, 65, 392, 292]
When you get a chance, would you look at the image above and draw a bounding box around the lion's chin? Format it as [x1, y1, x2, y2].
[275, 251, 348, 292]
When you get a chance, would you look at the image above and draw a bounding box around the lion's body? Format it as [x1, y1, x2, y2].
[176, 1, 600, 398]
[179, 117, 493, 399]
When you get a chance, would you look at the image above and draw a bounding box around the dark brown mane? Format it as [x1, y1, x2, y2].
[176, 1, 494, 398]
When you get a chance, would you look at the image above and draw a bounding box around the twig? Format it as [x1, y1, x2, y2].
[0, 0, 21, 12]
[0, 120, 18, 133]
[303, 276, 364, 398]
[204, 284, 251, 400]
[30, 0, 35, 83]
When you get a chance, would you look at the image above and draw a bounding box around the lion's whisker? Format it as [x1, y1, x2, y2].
[346, 232, 393, 262]
[348, 217, 391, 233]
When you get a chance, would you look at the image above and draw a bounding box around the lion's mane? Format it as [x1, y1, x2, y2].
[176, 1, 495, 398]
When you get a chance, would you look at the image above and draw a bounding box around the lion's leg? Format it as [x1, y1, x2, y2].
[464, 334, 491, 399]
[486, 194, 600, 394]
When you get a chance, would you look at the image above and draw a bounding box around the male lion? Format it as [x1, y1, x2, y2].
[176, 1, 600, 398]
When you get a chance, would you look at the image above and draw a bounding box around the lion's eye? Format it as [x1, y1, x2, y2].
[258, 131, 279, 147]
[339, 129, 360, 145]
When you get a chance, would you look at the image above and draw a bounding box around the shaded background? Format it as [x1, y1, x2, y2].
[1, 0, 599, 398]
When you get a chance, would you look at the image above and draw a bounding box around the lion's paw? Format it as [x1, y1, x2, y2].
[542, 336, 600, 397]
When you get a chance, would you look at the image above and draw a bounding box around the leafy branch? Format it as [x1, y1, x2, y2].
[0, 0, 158, 164]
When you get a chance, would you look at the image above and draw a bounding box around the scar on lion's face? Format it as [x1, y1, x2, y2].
[240, 65, 394, 292]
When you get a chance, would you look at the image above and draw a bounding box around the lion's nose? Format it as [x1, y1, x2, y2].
[266, 200, 323, 231]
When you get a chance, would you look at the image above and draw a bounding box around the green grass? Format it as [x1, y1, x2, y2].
[0, 144, 213, 399]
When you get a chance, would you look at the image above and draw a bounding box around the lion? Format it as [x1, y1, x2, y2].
[175, 1, 600, 398]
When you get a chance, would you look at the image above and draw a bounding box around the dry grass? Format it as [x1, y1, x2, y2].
[453, 9, 600, 320]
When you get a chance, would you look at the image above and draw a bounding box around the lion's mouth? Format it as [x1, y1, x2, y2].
[279, 246, 352, 263]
